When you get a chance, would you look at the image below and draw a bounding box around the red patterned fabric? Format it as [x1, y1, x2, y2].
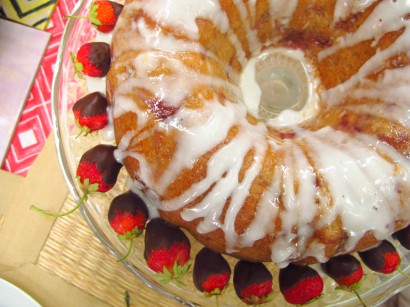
[2, 0, 78, 176]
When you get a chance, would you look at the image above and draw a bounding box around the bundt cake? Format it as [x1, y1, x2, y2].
[106, 0, 410, 266]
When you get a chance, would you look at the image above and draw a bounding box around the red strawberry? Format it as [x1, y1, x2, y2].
[321, 254, 366, 306]
[89, 1, 123, 33]
[233, 261, 273, 305]
[358, 240, 400, 274]
[279, 263, 323, 305]
[322, 254, 363, 289]
[393, 224, 410, 250]
[31, 144, 122, 217]
[71, 42, 110, 78]
[66, 1, 123, 33]
[144, 218, 191, 285]
[73, 92, 108, 137]
[108, 191, 149, 261]
[193, 247, 231, 300]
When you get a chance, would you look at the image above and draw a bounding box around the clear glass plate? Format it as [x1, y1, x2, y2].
[51, 0, 410, 306]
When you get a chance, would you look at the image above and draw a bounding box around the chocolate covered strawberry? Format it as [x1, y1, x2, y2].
[71, 42, 110, 78]
[31, 144, 122, 217]
[144, 218, 191, 285]
[67, 1, 123, 33]
[233, 261, 273, 305]
[193, 247, 231, 302]
[73, 92, 108, 137]
[358, 240, 400, 274]
[321, 254, 366, 306]
[108, 191, 149, 261]
[279, 264, 323, 305]
[393, 224, 410, 250]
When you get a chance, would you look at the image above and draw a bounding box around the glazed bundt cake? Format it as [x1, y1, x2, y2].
[106, 0, 410, 266]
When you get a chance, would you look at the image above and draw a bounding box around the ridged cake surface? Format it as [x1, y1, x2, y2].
[107, 0, 410, 266]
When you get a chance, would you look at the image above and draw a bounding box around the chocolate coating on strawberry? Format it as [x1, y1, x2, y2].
[108, 191, 149, 261]
[73, 92, 108, 135]
[72, 42, 110, 78]
[144, 218, 191, 276]
[193, 247, 231, 294]
[144, 218, 190, 258]
[321, 254, 366, 306]
[77, 144, 122, 191]
[321, 254, 362, 281]
[87, 42, 110, 75]
[358, 240, 400, 274]
[111, 1, 123, 17]
[73, 92, 107, 117]
[279, 263, 323, 305]
[233, 261, 273, 305]
[108, 191, 149, 235]
[393, 224, 410, 250]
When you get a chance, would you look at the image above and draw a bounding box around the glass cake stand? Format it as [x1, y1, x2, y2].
[51, 0, 410, 306]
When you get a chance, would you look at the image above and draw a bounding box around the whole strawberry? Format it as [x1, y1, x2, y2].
[76, 144, 122, 193]
[279, 264, 323, 305]
[233, 261, 273, 305]
[73, 92, 108, 137]
[89, 1, 123, 33]
[321, 254, 366, 306]
[144, 218, 191, 285]
[71, 42, 110, 78]
[66, 1, 123, 33]
[358, 240, 400, 274]
[193, 247, 231, 301]
[31, 144, 122, 217]
[108, 191, 149, 261]
[393, 224, 410, 250]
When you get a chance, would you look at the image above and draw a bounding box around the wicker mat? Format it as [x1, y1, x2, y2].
[37, 194, 178, 307]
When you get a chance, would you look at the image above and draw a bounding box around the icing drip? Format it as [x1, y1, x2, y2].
[110, 0, 410, 265]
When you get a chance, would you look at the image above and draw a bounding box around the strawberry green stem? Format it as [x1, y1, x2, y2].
[397, 268, 410, 279]
[65, 15, 89, 19]
[353, 288, 367, 307]
[30, 192, 88, 218]
[117, 237, 134, 262]
[215, 294, 220, 307]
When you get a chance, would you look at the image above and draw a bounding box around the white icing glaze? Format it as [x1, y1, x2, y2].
[110, 0, 410, 265]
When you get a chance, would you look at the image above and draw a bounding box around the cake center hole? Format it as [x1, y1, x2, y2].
[242, 50, 310, 120]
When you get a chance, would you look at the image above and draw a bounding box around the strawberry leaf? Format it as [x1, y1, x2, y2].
[305, 293, 324, 305]
[77, 176, 99, 195]
[160, 278, 171, 285]
[117, 227, 142, 241]
[175, 279, 186, 287]
[90, 3, 103, 25]
[243, 292, 274, 305]
[163, 266, 172, 278]
[155, 263, 190, 287]
[336, 278, 363, 292]
[75, 118, 92, 138]
[205, 287, 222, 297]
[156, 272, 169, 280]
[70, 52, 84, 79]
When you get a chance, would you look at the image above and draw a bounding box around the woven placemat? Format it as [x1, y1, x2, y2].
[37, 194, 178, 307]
